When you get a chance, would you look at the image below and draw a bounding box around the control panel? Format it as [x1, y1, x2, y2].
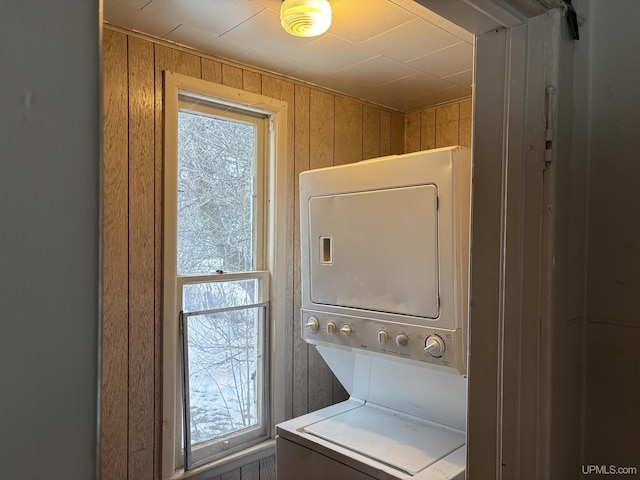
[302, 309, 464, 373]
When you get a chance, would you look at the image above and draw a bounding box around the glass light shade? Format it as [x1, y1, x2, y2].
[280, 0, 332, 37]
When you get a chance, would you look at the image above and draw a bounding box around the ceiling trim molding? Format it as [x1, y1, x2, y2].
[413, 0, 524, 34]
[412, 0, 556, 33]
[502, 0, 550, 17]
[539, 0, 564, 8]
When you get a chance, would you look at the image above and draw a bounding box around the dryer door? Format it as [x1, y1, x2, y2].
[308, 184, 439, 319]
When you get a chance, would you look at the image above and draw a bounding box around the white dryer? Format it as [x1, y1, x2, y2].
[277, 146, 471, 480]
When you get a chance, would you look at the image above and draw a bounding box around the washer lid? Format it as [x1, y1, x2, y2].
[304, 402, 465, 475]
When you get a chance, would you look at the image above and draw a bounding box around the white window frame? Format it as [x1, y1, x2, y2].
[162, 71, 288, 479]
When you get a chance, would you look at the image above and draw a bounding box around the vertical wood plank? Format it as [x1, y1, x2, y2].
[261, 75, 296, 422]
[262, 76, 296, 171]
[309, 90, 335, 169]
[262, 75, 295, 159]
[314, 94, 354, 406]
[334, 96, 363, 165]
[154, 44, 201, 480]
[222, 63, 243, 89]
[390, 111, 405, 154]
[435, 103, 460, 148]
[243, 70, 262, 94]
[405, 111, 421, 153]
[459, 97, 473, 147]
[362, 105, 380, 160]
[201, 58, 222, 84]
[221, 469, 241, 480]
[259, 455, 277, 480]
[420, 108, 436, 150]
[128, 35, 156, 480]
[308, 344, 333, 412]
[293, 84, 310, 418]
[101, 28, 129, 480]
[308, 89, 334, 411]
[240, 460, 260, 480]
[407, 98, 474, 152]
[379, 110, 391, 156]
[332, 377, 349, 404]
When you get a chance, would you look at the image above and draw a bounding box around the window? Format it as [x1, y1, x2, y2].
[163, 72, 288, 478]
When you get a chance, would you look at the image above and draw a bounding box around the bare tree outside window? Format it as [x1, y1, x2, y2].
[176, 107, 268, 467]
[177, 110, 255, 275]
[182, 280, 260, 444]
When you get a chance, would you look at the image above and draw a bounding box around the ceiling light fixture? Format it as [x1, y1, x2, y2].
[280, 0, 332, 37]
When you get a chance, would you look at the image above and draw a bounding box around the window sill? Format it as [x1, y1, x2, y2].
[168, 439, 276, 480]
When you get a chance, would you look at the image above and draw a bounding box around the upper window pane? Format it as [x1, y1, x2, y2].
[177, 109, 256, 275]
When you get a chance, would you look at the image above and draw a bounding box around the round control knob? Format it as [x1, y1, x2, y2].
[424, 335, 445, 357]
[340, 324, 352, 336]
[377, 330, 389, 343]
[305, 316, 319, 333]
[395, 333, 409, 347]
[327, 322, 337, 334]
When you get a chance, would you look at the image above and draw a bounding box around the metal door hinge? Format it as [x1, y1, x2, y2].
[544, 85, 557, 166]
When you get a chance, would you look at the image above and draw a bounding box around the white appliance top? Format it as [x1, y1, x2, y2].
[305, 402, 465, 476]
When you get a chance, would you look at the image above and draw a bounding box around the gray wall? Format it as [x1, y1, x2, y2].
[581, 0, 640, 470]
[0, 2, 101, 479]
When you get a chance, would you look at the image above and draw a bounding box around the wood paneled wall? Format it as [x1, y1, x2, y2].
[404, 97, 472, 152]
[101, 25, 405, 480]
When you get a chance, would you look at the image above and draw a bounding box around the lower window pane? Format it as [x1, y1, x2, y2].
[181, 298, 268, 469]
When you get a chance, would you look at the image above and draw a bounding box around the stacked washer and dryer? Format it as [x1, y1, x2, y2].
[276, 146, 471, 480]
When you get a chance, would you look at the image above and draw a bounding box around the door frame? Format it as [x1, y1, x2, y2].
[414, 1, 553, 477]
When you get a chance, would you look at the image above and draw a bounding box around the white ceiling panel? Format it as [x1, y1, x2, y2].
[142, 0, 266, 36]
[443, 69, 474, 88]
[408, 41, 473, 77]
[382, 71, 456, 99]
[287, 34, 378, 73]
[380, 84, 471, 112]
[413, 85, 472, 106]
[335, 55, 418, 88]
[389, 0, 474, 43]
[103, 0, 474, 111]
[365, 17, 467, 62]
[328, 0, 415, 43]
[220, 7, 317, 56]
[164, 24, 250, 60]
[234, 48, 305, 76]
[104, 1, 180, 38]
[108, 0, 156, 11]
